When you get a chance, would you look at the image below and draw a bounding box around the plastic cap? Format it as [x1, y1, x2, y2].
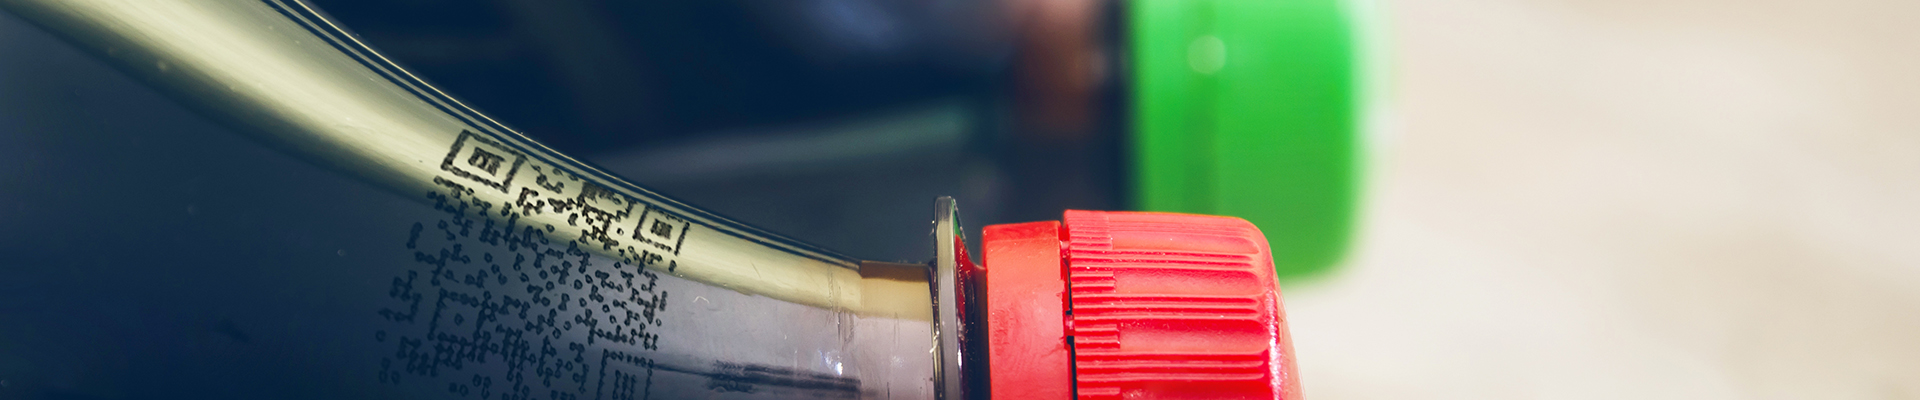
[1129, 0, 1360, 279]
[982, 210, 1299, 400]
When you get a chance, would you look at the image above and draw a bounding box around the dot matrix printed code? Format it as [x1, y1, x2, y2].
[377, 132, 688, 400]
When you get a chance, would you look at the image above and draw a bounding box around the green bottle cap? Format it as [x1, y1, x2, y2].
[1129, 0, 1360, 279]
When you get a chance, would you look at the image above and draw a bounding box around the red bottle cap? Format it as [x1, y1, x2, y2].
[981, 210, 1300, 400]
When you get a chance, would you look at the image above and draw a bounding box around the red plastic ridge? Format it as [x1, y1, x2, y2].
[1062, 210, 1299, 400]
[982, 211, 1298, 400]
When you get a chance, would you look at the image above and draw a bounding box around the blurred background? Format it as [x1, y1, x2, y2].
[2, 0, 1918, 398]
[1295, 1, 1920, 398]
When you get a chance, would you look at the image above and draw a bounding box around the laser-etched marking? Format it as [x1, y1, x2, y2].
[378, 132, 686, 399]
